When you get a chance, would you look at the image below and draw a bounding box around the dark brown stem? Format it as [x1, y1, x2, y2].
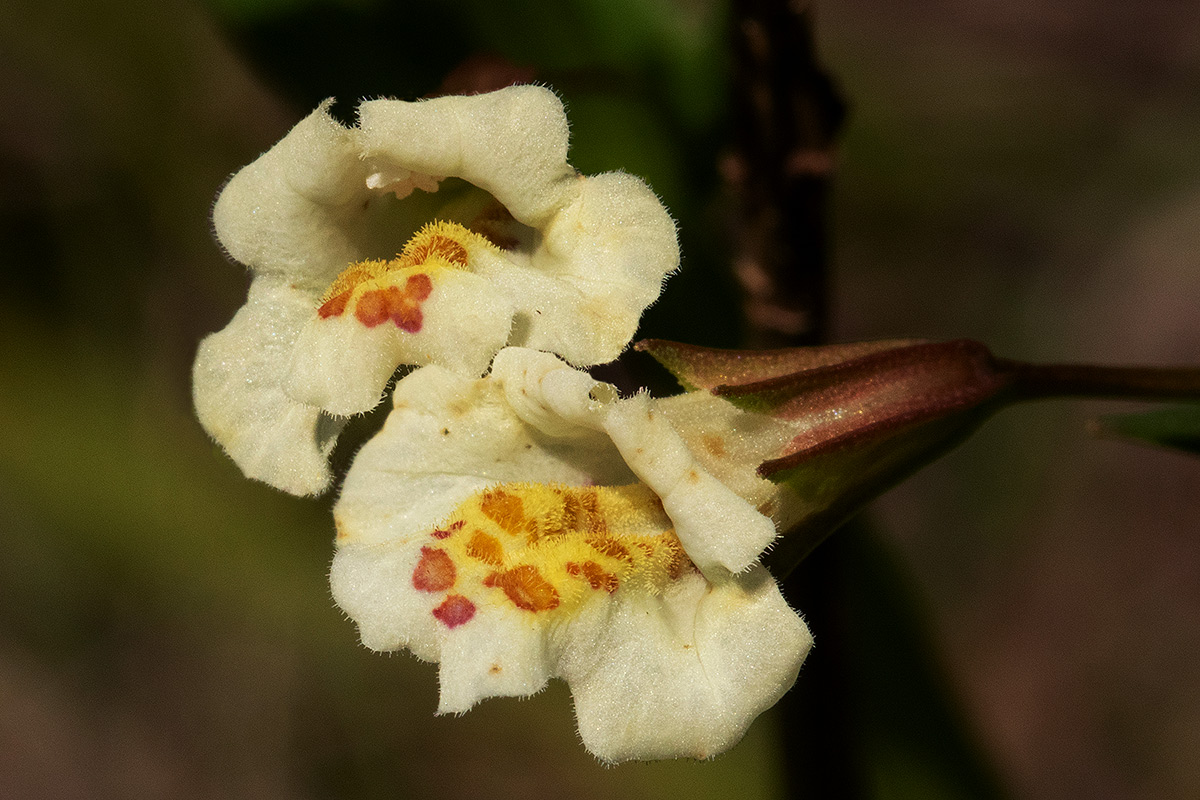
[726, 0, 846, 348]
[999, 359, 1200, 402]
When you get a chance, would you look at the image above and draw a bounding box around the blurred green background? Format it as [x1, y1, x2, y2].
[2, 0, 1199, 797]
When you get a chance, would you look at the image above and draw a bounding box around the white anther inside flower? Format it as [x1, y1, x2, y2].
[193, 86, 679, 496]
[330, 348, 812, 762]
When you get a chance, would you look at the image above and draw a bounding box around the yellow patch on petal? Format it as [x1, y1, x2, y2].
[317, 220, 498, 327]
[414, 483, 694, 627]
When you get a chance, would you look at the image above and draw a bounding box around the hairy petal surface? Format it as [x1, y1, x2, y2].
[331, 349, 810, 762]
[196, 87, 678, 495]
[193, 278, 343, 495]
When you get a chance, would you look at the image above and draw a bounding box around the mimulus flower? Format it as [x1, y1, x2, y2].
[330, 348, 812, 762]
[193, 86, 678, 495]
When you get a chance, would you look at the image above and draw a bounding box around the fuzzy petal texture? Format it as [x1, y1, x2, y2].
[331, 349, 810, 762]
[196, 86, 678, 494]
[193, 277, 344, 495]
[493, 348, 777, 575]
[559, 565, 811, 761]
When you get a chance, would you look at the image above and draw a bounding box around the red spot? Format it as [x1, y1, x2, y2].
[432, 594, 476, 628]
[412, 547, 456, 592]
[406, 272, 433, 300]
[483, 566, 560, 612]
[566, 561, 619, 593]
[353, 275, 433, 332]
[390, 301, 424, 333]
[432, 520, 465, 540]
[318, 290, 351, 318]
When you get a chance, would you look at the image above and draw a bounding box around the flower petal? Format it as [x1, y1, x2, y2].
[213, 101, 371, 288]
[193, 277, 343, 495]
[286, 267, 515, 415]
[436, 610, 553, 713]
[356, 86, 578, 227]
[656, 390, 795, 514]
[559, 565, 811, 762]
[333, 363, 633, 548]
[491, 348, 779, 574]
[488, 171, 680, 366]
[330, 353, 811, 762]
[329, 540, 441, 658]
[601, 394, 778, 576]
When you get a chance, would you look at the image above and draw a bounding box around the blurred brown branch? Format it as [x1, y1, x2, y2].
[725, 0, 846, 348]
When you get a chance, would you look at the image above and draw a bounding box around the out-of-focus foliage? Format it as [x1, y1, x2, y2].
[1098, 404, 1200, 456]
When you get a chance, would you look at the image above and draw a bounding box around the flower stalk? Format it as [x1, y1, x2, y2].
[1001, 360, 1200, 401]
[639, 338, 1200, 578]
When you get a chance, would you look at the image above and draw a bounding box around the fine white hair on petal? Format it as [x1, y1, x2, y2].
[356, 86, 578, 226]
[197, 87, 680, 495]
[331, 351, 810, 762]
[193, 276, 343, 495]
[491, 346, 613, 436]
[490, 347, 779, 574]
[213, 101, 368, 288]
[560, 565, 812, 762]
[655, 390, 795, 513]
[513, 171, 680, 366]
[601, 394, 779, 576]
[436, 610, 553, 713]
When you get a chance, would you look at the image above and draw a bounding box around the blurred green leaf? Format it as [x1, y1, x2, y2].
[1096, 404, 1200, 456]
[455, 0, 729, 130]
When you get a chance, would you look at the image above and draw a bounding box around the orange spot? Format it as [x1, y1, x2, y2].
[587, 535, 633, 564]
[432, 594, 476, 628]
[484, 566, 560, 612]
[662, 538, 690, 580]
[466, 530, 504, 565]
[548, 488, 603, 537]
[318, 290, 351, 319]
[524, 516, 541, 544]
[432, 520, 465, 540]
[412, 547, 456, 592]
[398, 234, 469, 269]
[583, 494, 605, 534]
[702, 434, 727, 459]
[686, 469, 701, 484]
[481, 489, 525, 535]
[489, 663, 503, 674]
[355, 288, 393, 327]
[353, 274, 432, 332]
[560, 493, 582, 532]
[566, 561, 619, 593]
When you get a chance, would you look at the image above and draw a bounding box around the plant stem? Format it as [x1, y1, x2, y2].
[999, 359, 1200, 402]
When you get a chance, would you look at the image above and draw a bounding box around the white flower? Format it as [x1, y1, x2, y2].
[330, 348, 812, 762]
[193, 86, 679, 495]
